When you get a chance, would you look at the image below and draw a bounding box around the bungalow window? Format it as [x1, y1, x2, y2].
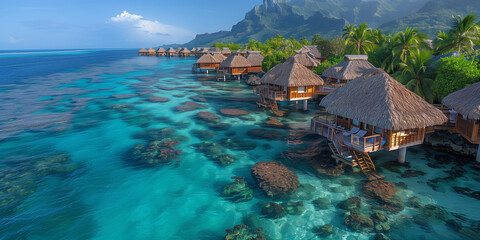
[298, 86, 306, 93]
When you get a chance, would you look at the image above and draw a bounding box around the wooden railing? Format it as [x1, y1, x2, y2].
[290, 92, 313, 99]
[253, 87, 286, 100]
[389, 130, 423, 148]
[316, 84, 344, 94]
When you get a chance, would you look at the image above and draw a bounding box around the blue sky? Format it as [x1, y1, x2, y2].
[0, 0, 262, 50]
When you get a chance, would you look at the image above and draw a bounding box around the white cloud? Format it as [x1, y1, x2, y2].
[8, 36, 17, 43]
[109, 11, 194, 44]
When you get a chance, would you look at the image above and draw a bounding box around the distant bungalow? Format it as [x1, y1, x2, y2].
[138, 48, 148, 56]
[148, 48, 157, 56]
[218, 53, 251, 81]
[209, 47, 221, 53]
[321, 55, 376, 93]
[192, 53, 223, 73]
[221, 48, 231, 57]
[166, 48, 177, 57]
[238, 48, 248, 57]
[157, 48, 165, 56]
[254, 56, 325, 115]
[179, 48, 191, 57]
[245, 51, 264, 73]
[442, 81, 480, 162]
[296, 45, 325, 62]
[196, 48, 210, 57]
[190, 48, 197, 55]
[311, 69, 447, 180]
[290, 52, 320, 70]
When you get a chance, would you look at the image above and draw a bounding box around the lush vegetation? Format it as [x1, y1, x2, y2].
[212, 14, 480, 103]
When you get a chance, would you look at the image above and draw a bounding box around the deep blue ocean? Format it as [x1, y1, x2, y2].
[0, 49, 479, 240]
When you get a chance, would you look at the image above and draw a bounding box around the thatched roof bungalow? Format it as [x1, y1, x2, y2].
[193, 53, 223, 73]
[209, 47, 221, 54]
[219, 53, 251, 77]
[322, 55, 376, 84]
[296, 45, 323, 61]
[147, 48, 157, 56]
[166, 48, 177, 56]
[313, 68, 446, 166]
[442, 82, 480, 148]
[196, 48, 210, 57]
[138, 48, 148, 56]
[245, 51, 264, 73]
[221, 48, 232, 57]
[156, 48, 165, 56]
[289, 52, 320, 70]
[179, 48, 191, 57]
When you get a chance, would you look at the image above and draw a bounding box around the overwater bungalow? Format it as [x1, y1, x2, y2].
[296, 45, 325, 62]
[239, 48, 248, 57]
[311, 68, 447, 179]
[179, 48, 191, 57]
[192, 53, 223, 73]
[196, 48, 210, 57]
[166, 48, 177, 57]
[157, 48, 166, 56]
[245, 51, 264, 73]
[221, 48, 231, 57]
[321, 55, 376, 94]
[147, 48, 157, 56]
[290, 52, 320, 70]
[442, 81, 480, 162]
[190, 48, 197, 56]
[253, 57, 324, 115]
[138, 48, 148, 56]
[209, 47, 221, 54]
[217, 53, 251, 81]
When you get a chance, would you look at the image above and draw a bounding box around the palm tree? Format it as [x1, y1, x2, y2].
[436, 14, 480, 54]
[384, 27, 429, 72]
[344, 23, 375, 55]
[393, 49, 435, 103]
[342, 24, 356, 40]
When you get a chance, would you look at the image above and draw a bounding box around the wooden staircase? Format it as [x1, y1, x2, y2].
[256, 88, 284, 116]
[328, 132, 384, 180]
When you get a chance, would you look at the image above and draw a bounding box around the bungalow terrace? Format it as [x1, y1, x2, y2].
[221, 48, 231, 57]
[254, 56, 324, 115]
[156, 48, 166, 56]
[311, 69, 447, 180]
[138, 48, 148, 56]
[192, 53, 223, 73]
[245, 51, 264, 73]
[217, 53, 251, 81]
[166, 48, 177, 57]
[179, 48, 191, 57]
[320, 55, 376, 94]
[442, 81, 480, 162]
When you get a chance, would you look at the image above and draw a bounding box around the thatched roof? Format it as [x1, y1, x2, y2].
[139, 48, 148, 53]
[296, 45, 321, 59]
[166, 48, 176, 53]
[157, 48, 165, 53]
[190, 48, 197, 52]
[322, 55, 376, 81]
[148, 48, 156, 53]
[320, 68, 447, 130]
[212, 53, 225, 62]
[220, 53, 251, 68]
[199, 48, 210, 53]
[180, 48, 191, 54]
[221, 48, 231, 54]
[196, 54, 221, 64]
[288, 53, 320, 69]
[260, 60, 324, 87]
[442, 81, 480, 120]
[245, 51, 264, 66]
[209, 47, 221, 53]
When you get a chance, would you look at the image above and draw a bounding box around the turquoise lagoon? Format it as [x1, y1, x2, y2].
[0, 50, 479, 240]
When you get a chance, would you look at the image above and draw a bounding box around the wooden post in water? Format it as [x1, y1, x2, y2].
[476, 145, 480, 163]
[398, 147, 407, 164]
[303, 100, 308, 111]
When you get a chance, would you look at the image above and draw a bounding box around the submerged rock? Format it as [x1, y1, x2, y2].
[420, 204, 450, 221]
[251, 161, 300, 198]
[147, 96, 170, 102]
[292, 184, 316, 200]
[282, 201, 305, 215]
[245, 75, 261, 86]
[224, 225, 266, 240]
[190, 129, 217, 140]
[196, 111, 220, 122]
[261, 202, 286, 219]
[312, 197, 331, 210]
[344, 213, 374, 233]
[212, 153, 236, 166]
[132, 128, 176, 141]
[128, 139, 181, 167]
[221, 177, 253, 203]
[190, 95, 207, 102]
[175, 101, 206, 112]
[452, 187, 480, 200]
[192, 142, 235, 166]
[373, 233, 391, 240]
[407, 196, 422, 208]
[363, 180, 398, 203]
[401, 170, 426, 178]
[340, 178, 356, 186]
[313, 224, 334, 237]
[338, 197, 362, 211]
[220, 108, 249, 116]
[247, 129, 284, 140]
[219, 138, 257, 151]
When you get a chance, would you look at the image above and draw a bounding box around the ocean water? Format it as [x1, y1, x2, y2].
[0, 50, 479, 240]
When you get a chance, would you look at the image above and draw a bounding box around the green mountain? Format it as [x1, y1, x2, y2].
[380, 0, 480, 37]
[183, 0, 429, 47]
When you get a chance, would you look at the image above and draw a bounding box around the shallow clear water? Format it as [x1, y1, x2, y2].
[0, 50, 479, 240]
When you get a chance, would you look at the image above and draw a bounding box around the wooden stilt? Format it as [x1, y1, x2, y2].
[476, 145, 480, 163]
[303, 100, 308, 111]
